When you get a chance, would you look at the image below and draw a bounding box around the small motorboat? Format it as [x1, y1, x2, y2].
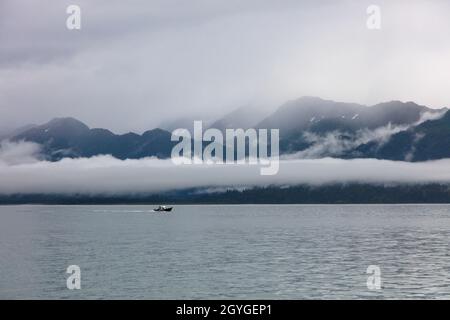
[153, 205, 173, 212]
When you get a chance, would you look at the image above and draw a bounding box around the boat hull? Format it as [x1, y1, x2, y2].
[153, 207, 173, 212]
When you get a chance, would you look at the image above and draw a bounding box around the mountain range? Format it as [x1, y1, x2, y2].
[2, 97, 449, 162]
[10, 118, 176, 160]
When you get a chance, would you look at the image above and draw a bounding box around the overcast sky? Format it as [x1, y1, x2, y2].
[1, 0, 450, 133]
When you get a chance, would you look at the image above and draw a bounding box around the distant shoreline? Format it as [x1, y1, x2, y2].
[2, 183, 450, 205]
[2, 203, 450, 206]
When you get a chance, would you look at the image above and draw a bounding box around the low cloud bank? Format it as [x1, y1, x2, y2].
[0, 140, 42, 165]
[284, 110, 447, 159]
[1, 141, 450, 195]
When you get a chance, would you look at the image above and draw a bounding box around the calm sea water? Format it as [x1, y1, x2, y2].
[1, 204, 450, 299]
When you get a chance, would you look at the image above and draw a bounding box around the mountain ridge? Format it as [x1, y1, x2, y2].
[11, 117, 176, 161]
[3, 97, 449, 162]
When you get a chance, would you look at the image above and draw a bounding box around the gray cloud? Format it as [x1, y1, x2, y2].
[0, 140, 41, 165]
[1, 0, 450, 133]
[1, 141, 450, 195]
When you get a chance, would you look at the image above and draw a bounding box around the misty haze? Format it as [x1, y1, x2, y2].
[2, 0, 450, 303]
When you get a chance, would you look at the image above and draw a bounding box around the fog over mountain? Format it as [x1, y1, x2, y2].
[1, 96, 450, 198]
[2, 1, 450, 200]
[2, 0, 450, 132]
[3, 97, 448, 162]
